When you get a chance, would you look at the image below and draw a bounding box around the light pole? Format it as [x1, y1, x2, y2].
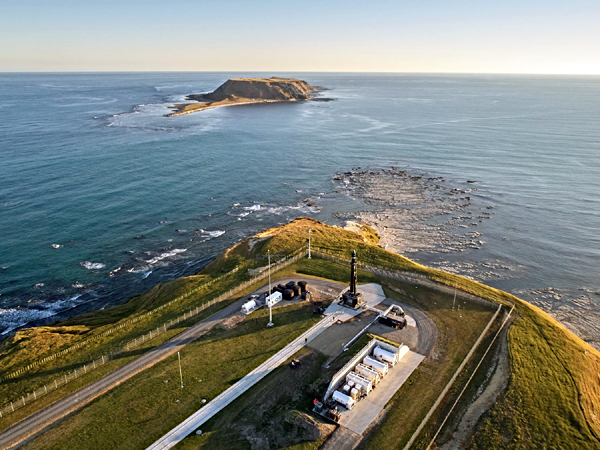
[178, 351, 184, 388]
[308, 228, 312, 259]
[452, 283, 457, 312]
[267, 250, 274, 327]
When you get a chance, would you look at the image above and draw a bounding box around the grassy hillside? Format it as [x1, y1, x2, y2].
[204, 218, 600, 448]
[1, 217, 599, 448]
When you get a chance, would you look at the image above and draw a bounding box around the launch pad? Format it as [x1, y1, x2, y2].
[340, 250, 366, 309]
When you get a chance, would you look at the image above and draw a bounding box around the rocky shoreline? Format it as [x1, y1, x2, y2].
[332, 167, 600, 350]
[332, 168, 493, 255]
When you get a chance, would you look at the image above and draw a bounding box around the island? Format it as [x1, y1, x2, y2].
[167, 77, 328, 117]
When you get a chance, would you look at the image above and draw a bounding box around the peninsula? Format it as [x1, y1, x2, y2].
[167, 77, 326, 117]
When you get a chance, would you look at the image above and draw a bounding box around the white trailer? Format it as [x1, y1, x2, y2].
[266, 292, 282, 308]
[363, 355, 389, 376]
[346, 371, 373, 394]
[374, 346, 399, 366]
[356, 363, 382, 385]
[332, 390, 355, 410]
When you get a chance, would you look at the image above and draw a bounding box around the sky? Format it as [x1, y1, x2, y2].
[1, 0, 600, 74]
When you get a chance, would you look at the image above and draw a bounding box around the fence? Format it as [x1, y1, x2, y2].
[310, 249, 496, 308]
[0, 248, 307, 419]
[0, 245, 494, 418]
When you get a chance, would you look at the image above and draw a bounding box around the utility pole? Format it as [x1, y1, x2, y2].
[452, 283, 457, 311]
[308, 228, 312, 259]
[178, 351, 184, 388]
[267, 250, 274, 327]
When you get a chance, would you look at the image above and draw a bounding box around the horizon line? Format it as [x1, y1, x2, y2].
[1, 70, 600, 76]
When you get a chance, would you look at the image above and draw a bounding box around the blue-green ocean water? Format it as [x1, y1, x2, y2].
[1, 73, 600, 336]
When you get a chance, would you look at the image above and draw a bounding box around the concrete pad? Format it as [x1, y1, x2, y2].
[323, 283, 387, 322]
[307, 316, 376, 356]
[405, 315, 417, 327]
[338, 350, 425, 435]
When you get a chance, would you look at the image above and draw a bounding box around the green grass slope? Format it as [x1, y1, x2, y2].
[1, 217, 599, 449]
[208, 218, 600, 448]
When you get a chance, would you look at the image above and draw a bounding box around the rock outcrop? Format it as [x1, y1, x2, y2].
[168, 77, 327, 116]
[199, 77, 316, 102]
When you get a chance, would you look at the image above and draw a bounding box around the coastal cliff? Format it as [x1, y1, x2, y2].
[201, 77, 315, 102]
[167, 77, 325, 116]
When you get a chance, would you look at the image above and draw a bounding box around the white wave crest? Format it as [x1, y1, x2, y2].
[80, 261, 106, 270]
[146, 248, 187, 265]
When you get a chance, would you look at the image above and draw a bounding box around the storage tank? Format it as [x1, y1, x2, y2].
[286, 281, 296, 289]
[282, 289, 294, 300]
[346, 371, 372, 394]
[277, 284, 286, 291]
[241, 300, 256, 314]
[332, 390, 355, 410]
[301, 291, 311, 301]
[292, 285, 302, 296]
[298, 281, 308, 292]
[350, 387, 359, 399]
[363, 356, 389, 376]
[342, 384, 350, 393]
[356, 364, 381, 385]
[374, 346, 399, 366]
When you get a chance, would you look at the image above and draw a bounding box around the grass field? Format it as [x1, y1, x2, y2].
[3, 217, 600, 449]
[20, 302, 321, 450]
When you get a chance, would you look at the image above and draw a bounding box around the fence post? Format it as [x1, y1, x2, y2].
[55, 379, 58, 389]
[101, 355, 105, 365]
[64, 374, 67, 385]
[33, 391, 37, 400]
[11, 402, 14, 412]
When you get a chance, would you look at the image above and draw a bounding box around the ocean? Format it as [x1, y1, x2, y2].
[1, 73, 599, 346]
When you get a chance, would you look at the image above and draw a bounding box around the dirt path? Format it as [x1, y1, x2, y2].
[438, 324, 511, 449]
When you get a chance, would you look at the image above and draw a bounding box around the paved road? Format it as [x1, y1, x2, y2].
[0, 297, 249, 450]
[147, 310, 345, 450]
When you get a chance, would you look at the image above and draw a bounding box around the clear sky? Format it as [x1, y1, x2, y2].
[2, 0, 600, 73]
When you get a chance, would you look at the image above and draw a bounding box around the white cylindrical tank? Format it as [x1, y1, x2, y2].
[332, 390, 355, 410]
[342, 384, 350, 393]
[241, 300, 256, 313]
[350, 387, 359, 399]
[347, 379, 355, 388]
[356, 364, 381, 384]
[397, 344, 409, 361]
[346, 371, 372, 394]
[363, 356, 389, 375]
[374, 346, 398, 366]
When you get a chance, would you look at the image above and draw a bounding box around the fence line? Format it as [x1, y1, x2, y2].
[0, 249, 306, 418]
[310, 249, 495, 307]
[0, 246, 493, 419]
